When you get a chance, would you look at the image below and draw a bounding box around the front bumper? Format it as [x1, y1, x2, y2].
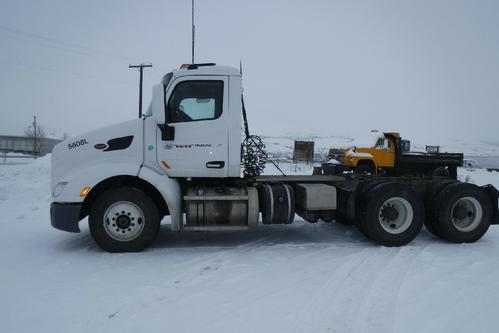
[50, 202, 82, 232]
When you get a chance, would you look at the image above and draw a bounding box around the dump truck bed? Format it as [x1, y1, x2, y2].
[397, 152, 463, 167]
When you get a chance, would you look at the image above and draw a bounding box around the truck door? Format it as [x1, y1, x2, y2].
[374, 137, 396, 167]
[156, 75, 229, 178]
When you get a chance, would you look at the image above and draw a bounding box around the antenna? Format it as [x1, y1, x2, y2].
[191, 0, 195, 64]
[129, 63, 152, 118]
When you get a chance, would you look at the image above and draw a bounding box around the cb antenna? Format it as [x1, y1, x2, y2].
[191, 0, 195, 64]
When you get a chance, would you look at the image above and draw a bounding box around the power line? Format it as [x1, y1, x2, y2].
[0, 32, 130, 66]
[0, 24, 144, 64]
[0, 58, 133, 86]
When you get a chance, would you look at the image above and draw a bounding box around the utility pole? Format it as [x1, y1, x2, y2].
[192, 0, 195, 64]
[129, 64, 152, 118]
[33, 115, 37, 158]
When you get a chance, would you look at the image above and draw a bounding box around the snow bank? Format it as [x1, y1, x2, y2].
[458, 168, 499, 189]
[1, 156, 499, 333]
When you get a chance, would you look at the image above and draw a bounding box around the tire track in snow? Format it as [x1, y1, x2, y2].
[291, 243, 427, 333]
[352, 244, 430, 333]
[190, 245, 372, 332]
[97, 228, 296, 321]
[290, 247, 382, 333]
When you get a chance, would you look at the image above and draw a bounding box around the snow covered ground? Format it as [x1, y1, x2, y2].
[1, 157, 499, 333]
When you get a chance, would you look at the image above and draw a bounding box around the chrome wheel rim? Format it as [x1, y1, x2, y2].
[103, 201, 145, 241]
[378, 197, 413, 234]
[451, 196, 483, 232]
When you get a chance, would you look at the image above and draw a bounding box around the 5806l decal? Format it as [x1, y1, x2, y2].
[68, 139, 88, 149]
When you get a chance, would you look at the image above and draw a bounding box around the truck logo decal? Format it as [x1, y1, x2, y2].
[68, 139, 88, 150]
[162, 143, 213, 150]
[94, 143, 108, 150]
[103, 136, 134, 152]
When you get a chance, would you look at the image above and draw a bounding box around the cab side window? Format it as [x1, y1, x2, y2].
[375, 139, 390, 150]
[167, 80, 223, 123]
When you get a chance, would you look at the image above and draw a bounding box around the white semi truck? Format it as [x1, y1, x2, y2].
[50, 63, 499, 252]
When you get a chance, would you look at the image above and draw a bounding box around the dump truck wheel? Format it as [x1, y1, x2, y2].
[355, 164, 373, 175]
[362, 183, 424, 246]
[432, 183, 491, 243]
[89, 187, 160, 252]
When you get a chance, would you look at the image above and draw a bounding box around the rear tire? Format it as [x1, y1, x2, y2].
[424, 180, 457, 238]
[89, 187, 160, 252]
[358, 183, 424, 246]
[354, 180, 386, 238]
[431, 183, 491, 243]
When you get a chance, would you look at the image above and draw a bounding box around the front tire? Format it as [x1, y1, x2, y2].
[355, 164, 373, 175]
[89, 187, 160, 252]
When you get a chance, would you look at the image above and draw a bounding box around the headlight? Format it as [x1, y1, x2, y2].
[53, 182, 68, 197]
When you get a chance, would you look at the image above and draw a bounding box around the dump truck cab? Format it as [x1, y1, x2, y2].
[342, 132, 402, 174]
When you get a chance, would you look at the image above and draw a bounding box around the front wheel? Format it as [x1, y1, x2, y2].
[355, 164, 373, 175]
[89, 187, 160, 252]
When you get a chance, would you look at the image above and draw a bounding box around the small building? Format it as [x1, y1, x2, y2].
[293, 140, 315, 163]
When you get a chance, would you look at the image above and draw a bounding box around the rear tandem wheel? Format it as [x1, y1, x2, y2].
[357, 182, 424, 246]
[427, 182, 492, 243]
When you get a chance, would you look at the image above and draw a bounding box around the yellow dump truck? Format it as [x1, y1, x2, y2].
[325, 132, 463, 178]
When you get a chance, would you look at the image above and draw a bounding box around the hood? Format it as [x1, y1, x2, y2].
[51, 119, 143, 188]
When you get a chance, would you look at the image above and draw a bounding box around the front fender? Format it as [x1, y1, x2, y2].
[52, 161, 142, 203]
[138, 166, 183, 231]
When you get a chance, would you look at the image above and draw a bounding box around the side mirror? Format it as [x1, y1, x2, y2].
[158, 124, 175, 141]
[151, 84, 165, 124]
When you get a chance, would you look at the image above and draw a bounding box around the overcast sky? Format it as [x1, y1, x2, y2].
[1, 0, 498, 145]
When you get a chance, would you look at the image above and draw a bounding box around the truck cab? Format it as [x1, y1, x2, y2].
[51, 64, 243, 236]
[148, 64, 242, 178]
[342, 132, 402, 174]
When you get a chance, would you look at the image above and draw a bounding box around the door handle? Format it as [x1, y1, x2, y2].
[206, 161, 225, 169]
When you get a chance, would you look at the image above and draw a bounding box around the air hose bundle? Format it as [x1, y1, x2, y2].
[241, 94, 285, 177]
